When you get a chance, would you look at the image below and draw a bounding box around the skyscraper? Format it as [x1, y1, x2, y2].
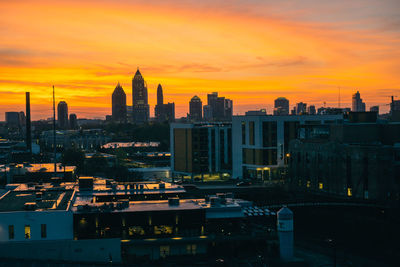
[155, 84, 175, 122]
[57, 101, 68, 129]
[274, 97, 289, 115]
[132, 69, 149, 123]
[206, 92, 232, 121]
[307, 105, 316, 115]
[352, 91, 366, 112]
[69, 113, 78, 129]
[296, 102, 307, 115]
[112, 82, 127, 122]
[189, 95, 202, 121]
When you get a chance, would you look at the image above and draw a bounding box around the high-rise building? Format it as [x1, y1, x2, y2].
[352, 91, 366, 112]
[189, 95, 202, 121]
[112, 82, 127, 122]
[69, 114, 78, 129]
[295, 102, 307, 115]
[203, 105, 212, 121]
[132, 69, 149, 123]
[307, 105, 316, 115]
[25, 92, 31, 154]
[5, 112, 20, 127]
[274, 97, 289, 115]
[155, 84, 175, 122]
[57, 101, 69, 129]
[206, 92, 232, 121]
[18, 111, 26, 127]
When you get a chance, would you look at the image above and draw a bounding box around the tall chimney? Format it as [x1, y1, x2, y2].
[25, 92, 32, 155]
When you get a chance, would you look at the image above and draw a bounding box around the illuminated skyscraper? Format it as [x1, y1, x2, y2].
[57, 101, 68, 129]
[132, 69, 149, 123]
[112, 82, 127, 122]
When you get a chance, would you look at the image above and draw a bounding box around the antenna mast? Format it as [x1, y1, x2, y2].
[53, 85, 57, 177]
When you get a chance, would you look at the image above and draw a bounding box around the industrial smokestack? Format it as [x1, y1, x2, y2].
[25, 92, 32, 156]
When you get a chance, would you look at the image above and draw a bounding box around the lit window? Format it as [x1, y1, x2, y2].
[41, 224, 47, 238]
[347, 188, 352, 197]
[186, 244, 197, 255]
[25, 225, 31, 239]
[8, 225, 14, 240]
[306, 181, 311, 188]
[128, 226, 145, 236]
[319, 183, 323, 190]
[154, 225, 173, 235]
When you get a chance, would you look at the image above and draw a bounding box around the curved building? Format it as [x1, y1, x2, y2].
[57, 101, 69, 129]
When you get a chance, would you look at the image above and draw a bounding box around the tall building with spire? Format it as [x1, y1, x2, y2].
[155, 84, 175, 122]
[57, 101, 68, 129]
[352, 91, 366, 112]
[112, 82, 127, 122]
[132, 68, 149, 123]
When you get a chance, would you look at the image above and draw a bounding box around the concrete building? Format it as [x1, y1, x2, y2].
[57, 101, 69, 129]
[5, 112, 20, 127]
[112, 82, 127, 122]
[206, 92, 233, 121]
[170, 123, 232, 180]
[232, 114, 343, 180]
[189, 95, 202, 121]
[132, 69, 150, 123]
[0, 178, 278, 263]
[274, 97, 289, 116]
[288, 112, 400, 201]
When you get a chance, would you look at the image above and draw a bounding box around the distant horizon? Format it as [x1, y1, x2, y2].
[1, 0, 399, 120]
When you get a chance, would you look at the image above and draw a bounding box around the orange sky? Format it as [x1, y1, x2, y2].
[0, 0, 399, 120]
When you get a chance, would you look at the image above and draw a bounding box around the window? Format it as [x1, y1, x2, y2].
[154, 225, 173, 235]
[347, 188, 352, 197]
[25, 225, 31, 239]
[249, 121, 255, 145]
[187, 244, 197, 255]
[8, 225, 14, 240]
[241, 122, 246, 145]
[262, 121, 277, 147]
[319, 183, 323, 190]
[160, 246, 170, 258]
[41, 224, 47, 238]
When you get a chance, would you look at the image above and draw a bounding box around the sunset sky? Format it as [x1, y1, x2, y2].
[0, 0, 399, 120]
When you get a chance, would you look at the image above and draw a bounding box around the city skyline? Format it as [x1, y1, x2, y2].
[1, 0, 399, 120]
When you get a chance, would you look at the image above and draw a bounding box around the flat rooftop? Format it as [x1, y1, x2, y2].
[0, 189, 74, 212]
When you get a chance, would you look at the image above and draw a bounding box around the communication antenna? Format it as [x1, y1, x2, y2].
[53, 85, 57, 177]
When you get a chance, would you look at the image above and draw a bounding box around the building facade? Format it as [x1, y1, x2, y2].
[112, 82, 127, 122]
[132, 69, 149, 123]
[352, 91, 366, 112]
[155, 84, 175, 122]
[206, 92, 233, 121]
[170, 123, 232, 180]
[232, 114, 343, 180]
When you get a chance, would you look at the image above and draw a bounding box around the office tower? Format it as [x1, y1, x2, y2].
[112, 82, 127, 122]
[132, 69, 149, 123]
[203, 105, 212, 121]
[370, 106, 379, 114]
[390, 96, 400, 112]
[25, 92, 31, 154]
[155, 84, 164, 121]
[57, 101, 69, 129]
[189, 95, 202, 121]
[69, 114, 78, 129]
[155, 84, 175, 122]
[352, 91, 366, 112]
[5, 112, 20, 127]
[307, 105, 316, 115]
[296, 102, 307, 115]
[274, 97, 289, 115]
[206, 92, 232, 121]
